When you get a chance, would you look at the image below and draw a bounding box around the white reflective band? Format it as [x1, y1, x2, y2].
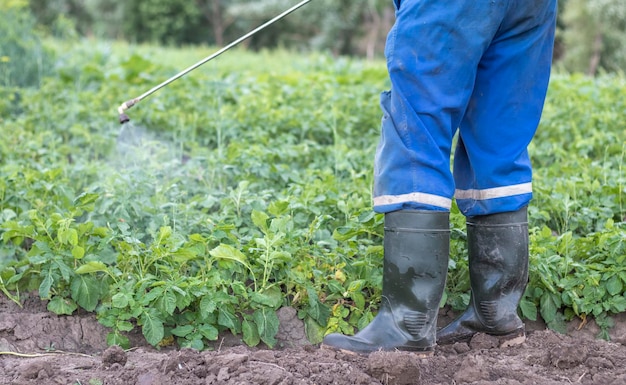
[455, 182, 533, 201]
[373, 192, 452, 209]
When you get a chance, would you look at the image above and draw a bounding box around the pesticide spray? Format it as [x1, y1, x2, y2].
[112, 1, 314, 230]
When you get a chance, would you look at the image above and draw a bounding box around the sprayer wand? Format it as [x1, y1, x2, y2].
[117, 0, 312, 124]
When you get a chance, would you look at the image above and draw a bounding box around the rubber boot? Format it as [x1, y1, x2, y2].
[322, 210, 449, 354]
[436, 207, 529, 346]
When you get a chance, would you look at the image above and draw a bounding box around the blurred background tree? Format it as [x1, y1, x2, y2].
[559, 0, 626, 75]
[8, 0, 626, 75]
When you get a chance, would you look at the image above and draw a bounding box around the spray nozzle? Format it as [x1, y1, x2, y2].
[118, 98, 139, 124]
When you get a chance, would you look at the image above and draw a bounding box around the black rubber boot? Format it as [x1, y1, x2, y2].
[322, 210, 449, 354]
[436, 207, 529, 346]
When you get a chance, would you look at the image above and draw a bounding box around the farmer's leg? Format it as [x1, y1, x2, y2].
[453, 0, 558, 217]
[373, 0, 507, 214]
[323, 0, 507, 354]
[438, 0, 558, 346]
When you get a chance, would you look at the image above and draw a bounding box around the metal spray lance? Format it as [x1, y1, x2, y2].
[117, 0, 312, 124]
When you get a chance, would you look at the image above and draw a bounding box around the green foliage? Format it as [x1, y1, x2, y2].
[0, 40, 388, 349]
[1, 40, 625, 349]
[519, 73, 626, 338]
[524, 222, 626, 338]
[0, 4, 52, 87]
[531, 73, 626, 235]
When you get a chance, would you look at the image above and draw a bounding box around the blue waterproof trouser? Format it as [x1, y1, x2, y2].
[373, 0, 558, 216]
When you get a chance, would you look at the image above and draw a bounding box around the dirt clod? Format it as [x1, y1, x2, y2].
[101, 344, 127, 368]
[17, 361, 52, 380]
[549, 344, 587, 369]
[455, 355, 490, 383]
[276, 307, 311, 348]
[452, 341, 471, 354]
[137, 371, 163, 385]
[470, 332, 500, 350]
[367, 351, 421, 385]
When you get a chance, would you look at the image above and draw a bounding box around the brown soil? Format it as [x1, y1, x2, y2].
[2, 293, 626, 385]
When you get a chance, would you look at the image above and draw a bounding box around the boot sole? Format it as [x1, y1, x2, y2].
[437, 327, 526, 347]
[320, 343, 435, 357]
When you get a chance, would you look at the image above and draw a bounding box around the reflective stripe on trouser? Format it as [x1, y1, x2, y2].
[373, 0, 557, 216]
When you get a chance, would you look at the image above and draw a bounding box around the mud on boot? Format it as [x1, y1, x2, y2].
[437, 207, 529, 347]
